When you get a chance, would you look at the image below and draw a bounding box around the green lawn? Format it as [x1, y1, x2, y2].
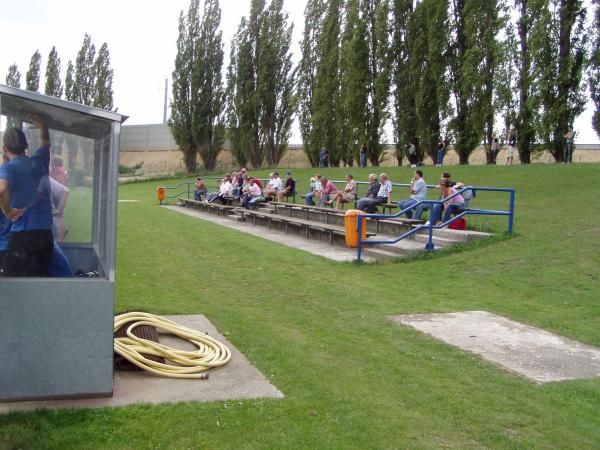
[2, 163, 600, 449]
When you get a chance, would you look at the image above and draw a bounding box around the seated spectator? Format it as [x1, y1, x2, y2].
[327, 174, 357, 209]
[305, 174, 323, 206]
[263, 172, 283, 200]
[276, 172, 296, 202]
[320, 177, 338, 207]
[398, 170, 427, 219]
[427, 179, 465, 225]
[194, 177, 208, 201]
[359, 173, 392, 213]
[414, 172, 453, 220]
[356, 174, 380, 211]
[207, 177, 232, 204]
[231, 172, 243, 197]
[242, 177, 263, 209]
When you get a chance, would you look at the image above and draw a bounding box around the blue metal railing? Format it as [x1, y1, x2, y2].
[355, 186, 516, 262]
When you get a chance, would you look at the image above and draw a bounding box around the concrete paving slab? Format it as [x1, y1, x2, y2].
[118, 199, 140, 203]
[391, 311, 600, 383]
[0, 315, 283, 413]
[163, 205, 371, 262]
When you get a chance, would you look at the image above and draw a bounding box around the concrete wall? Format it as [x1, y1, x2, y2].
[119, 124, 600, 176]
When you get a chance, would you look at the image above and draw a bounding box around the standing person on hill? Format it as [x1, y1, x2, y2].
[506, 128, 516, 166]
[491, 133, 500, 164]
[436, 138, 444, 166]
[359, 143, 367, 168]
[319, 146, 329, 168]
[0, 118, 53, 277]
[564, 126, 575, 163]
[398, 170, 428, 219]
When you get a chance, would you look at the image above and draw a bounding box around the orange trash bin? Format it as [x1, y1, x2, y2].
[344, 210, 367, 248]
[157, 187, 166, 204]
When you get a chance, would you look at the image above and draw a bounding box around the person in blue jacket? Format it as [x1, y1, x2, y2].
[0, 118, 53, 277]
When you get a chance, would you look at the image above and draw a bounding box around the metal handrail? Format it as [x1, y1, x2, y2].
[356, 186, 516, 261]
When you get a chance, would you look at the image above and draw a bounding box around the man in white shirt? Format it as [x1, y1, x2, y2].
[359, 173, 393, 214]
[398, 170, 427, 219]
[242, 178, 263, 209]
[264, 172, 283, 200]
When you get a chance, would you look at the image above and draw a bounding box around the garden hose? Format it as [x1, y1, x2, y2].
[114, 312, 231, 379]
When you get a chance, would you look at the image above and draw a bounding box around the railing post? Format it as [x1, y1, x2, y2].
[425, 220, 435, 250]
[508, 189, 515, 235]
[356, 216, 363, 263]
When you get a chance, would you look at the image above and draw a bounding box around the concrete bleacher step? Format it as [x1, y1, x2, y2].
[412, 234, 457, 248]
[416, 228, 493, 243]
[368, 238, 430, 256]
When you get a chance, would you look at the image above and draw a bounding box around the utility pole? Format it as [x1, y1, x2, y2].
[163, 77, 168, 124]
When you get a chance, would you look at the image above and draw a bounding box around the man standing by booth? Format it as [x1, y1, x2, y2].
[0, 119, 53, 277]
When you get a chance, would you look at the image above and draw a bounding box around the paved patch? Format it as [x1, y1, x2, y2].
[118, 199, 140, 203]
[163, 205, 369, 262]
[391, 311, 600, 383]
[0, 315, 283, 413]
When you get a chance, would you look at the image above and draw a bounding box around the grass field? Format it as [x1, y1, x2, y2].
[1, 163, 600, 449]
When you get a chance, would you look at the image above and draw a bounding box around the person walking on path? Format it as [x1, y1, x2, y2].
[564, 126, 575, 163]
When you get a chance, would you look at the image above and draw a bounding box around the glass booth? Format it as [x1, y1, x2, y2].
[0, 84, 126, 401]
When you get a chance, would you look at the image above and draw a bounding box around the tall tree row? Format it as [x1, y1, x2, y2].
[170, 0, 226, 173]
[3, 36, 114, 110]
[226, 0, 296, 168]
[591, 0, 600, 138]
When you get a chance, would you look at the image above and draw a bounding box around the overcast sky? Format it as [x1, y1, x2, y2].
[1, 0, 598, 144]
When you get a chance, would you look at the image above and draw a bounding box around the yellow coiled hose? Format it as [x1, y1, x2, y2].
[114, 312, 231, 379]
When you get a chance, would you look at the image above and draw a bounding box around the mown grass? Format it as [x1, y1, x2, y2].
[1, 163, 599, 449]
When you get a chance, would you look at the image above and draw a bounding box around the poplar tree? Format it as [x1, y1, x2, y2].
[311, 0, 342, 165]
[5, 64, 21, 88]
[65, 60, 75, 101]
[258, 0, 295, 166]
[391, 0, 418, 164]
[361, 0, 391, 166]
[591, 0, 600, 138]
[192, 0, 225, 171]
[25, 50, 42, 92]
[413, 0, 450, 163]
[534, 0, 588, 162]
[93, 43, 114, 110]
[448, 0, 501, 164]
[337, 0, 367, 166]
[45, 46, 63, 98]
[169, 2, 201, 173]
[297, 0, 327, 166]
[72, 34, 97, 105]
[226, 0, 266, 168]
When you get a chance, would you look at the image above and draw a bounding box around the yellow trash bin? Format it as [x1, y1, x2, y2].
[157, 187, 166, 204]
[345, 210, 367, 248]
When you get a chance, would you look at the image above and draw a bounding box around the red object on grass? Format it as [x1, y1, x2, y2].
[449, 218, 467, 230]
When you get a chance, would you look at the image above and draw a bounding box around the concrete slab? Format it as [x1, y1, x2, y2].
[0, 315, 283, 413]
[118, 199, 140, 203]
[163, 205, 371, 263]
[391, 311, 600, 383]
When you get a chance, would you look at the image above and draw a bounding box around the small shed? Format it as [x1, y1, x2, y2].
[0, 84, 126, 401]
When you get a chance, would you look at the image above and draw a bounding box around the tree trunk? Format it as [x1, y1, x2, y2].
[183, 144, 198, 174]
[517, 0, 532, 164]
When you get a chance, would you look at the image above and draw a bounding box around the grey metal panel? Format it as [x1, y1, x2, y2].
[0, 279, 114, 401]
[0, 84, 126, 123]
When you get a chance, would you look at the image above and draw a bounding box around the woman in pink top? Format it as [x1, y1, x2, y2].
[428, 179, 465, 225]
